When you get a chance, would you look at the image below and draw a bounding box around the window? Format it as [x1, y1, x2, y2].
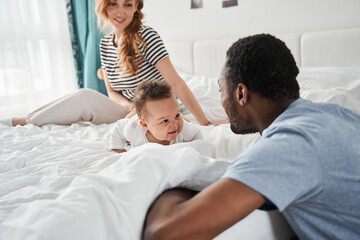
[0, 0, 77, 118]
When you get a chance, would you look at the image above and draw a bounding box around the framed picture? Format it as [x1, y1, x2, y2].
[191, 0, 203, 9]
[222, 0, 238, 8]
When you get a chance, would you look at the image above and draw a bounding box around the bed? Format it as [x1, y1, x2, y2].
[1, 27, 360, 240]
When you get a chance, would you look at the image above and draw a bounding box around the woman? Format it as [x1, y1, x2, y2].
[9, 0, 210, 126]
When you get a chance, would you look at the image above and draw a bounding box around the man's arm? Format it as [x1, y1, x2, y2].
[143, 178, 265, 240]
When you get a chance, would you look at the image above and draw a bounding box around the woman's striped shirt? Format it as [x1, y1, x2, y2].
[100, 25, 169, 100]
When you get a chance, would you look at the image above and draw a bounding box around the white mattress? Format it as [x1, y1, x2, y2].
[1, 67, 360, 239]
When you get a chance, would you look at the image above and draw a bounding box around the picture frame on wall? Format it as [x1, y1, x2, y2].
[191, 0, 203, 9]
[222, 0, 238, 8]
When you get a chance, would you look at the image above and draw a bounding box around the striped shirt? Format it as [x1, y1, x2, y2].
[100, 25, 169, 100]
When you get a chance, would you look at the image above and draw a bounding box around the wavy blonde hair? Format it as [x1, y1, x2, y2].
[95, 0, 146, 76]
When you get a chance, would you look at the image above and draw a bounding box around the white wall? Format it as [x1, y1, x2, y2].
[142, 0, 360, 42]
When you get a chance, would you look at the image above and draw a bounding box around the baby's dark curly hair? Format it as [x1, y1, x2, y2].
[133, 79, 173, 118]
[225, 34, 300, 102]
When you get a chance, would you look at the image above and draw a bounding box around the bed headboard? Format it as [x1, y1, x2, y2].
[165, 28, 360, 78]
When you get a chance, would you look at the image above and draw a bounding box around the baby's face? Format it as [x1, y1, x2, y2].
[142, 96, 184, 142]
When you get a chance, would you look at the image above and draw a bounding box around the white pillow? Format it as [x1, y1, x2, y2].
[178, 70, 228, 123]
[298, 67, 360, 113]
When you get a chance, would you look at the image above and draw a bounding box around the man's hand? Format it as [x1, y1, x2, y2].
[143, 179, 265, 240]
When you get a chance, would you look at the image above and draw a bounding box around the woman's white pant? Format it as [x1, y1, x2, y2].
[26, 89, 128, 126]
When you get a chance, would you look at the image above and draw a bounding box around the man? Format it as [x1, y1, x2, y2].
[143, 34, 360, 240]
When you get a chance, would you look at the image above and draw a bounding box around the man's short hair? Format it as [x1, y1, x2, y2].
[133, 79, 173, 118]
[225, 34, 300, 102]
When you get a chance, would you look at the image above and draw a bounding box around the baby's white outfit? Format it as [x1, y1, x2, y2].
[110, 118, 203, 151]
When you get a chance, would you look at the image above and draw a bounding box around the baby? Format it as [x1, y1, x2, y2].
[110, 79, 203, 153]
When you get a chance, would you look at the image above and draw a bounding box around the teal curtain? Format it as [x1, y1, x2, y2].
[66, 0, 107, 95]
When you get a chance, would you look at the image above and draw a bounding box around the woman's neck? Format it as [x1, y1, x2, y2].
[146, 131, 170, 146]
[113, 31, 123, 46]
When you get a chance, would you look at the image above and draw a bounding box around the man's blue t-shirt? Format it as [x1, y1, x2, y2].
[222, 98, 360, 239]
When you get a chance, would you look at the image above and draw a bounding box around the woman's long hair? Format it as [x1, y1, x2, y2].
[95, 0, 146, 76]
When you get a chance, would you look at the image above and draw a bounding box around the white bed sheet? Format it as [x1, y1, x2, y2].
[1, 67, 360, 240]
[0, 124, 263, 240]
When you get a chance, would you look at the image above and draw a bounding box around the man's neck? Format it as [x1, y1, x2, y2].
[253, 97, 297, 135]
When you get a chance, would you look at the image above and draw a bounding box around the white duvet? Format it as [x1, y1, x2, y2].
[1, 67, 359, 240]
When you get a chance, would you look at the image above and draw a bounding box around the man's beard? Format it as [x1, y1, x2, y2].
[230, 120, 258, 135]
[227, 104, 258, 135]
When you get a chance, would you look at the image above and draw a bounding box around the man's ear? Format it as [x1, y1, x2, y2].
[236, 83, 248, 106]
[139, 119, 148, 130]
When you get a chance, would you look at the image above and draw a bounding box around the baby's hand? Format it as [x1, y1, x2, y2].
[111, 149, 127, 153]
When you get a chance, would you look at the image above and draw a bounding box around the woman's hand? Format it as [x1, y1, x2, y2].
[199, 119, 229, 126]
[202, 121, 212, 126]
[211, 119, 229, 126]
[125, 101, 135, 113]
